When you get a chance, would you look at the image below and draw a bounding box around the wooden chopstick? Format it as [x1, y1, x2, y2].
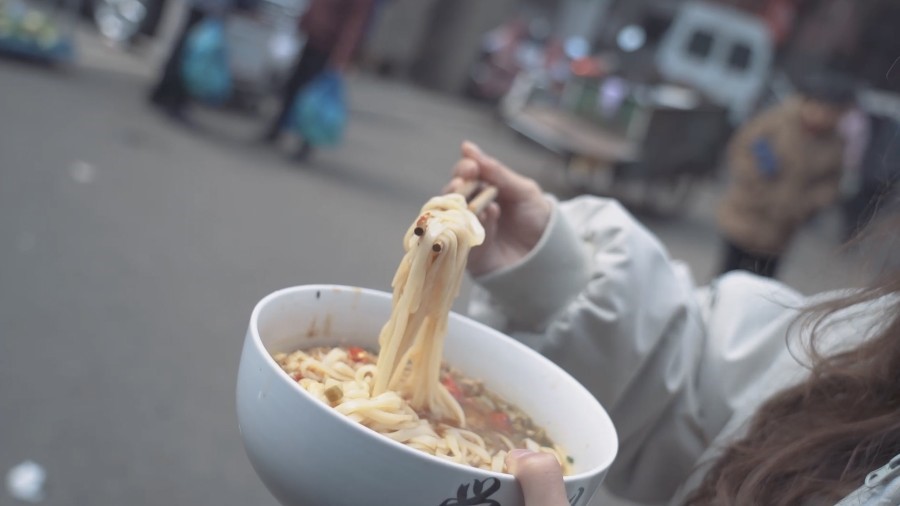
[456, 180, 480, 200]
[467, 185, 497, 215]
[454, 180, 497, 215]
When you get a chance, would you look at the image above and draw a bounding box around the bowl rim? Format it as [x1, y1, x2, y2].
[247, 283, 618, 483]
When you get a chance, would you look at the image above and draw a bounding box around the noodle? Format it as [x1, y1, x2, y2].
[275, 347, 571, 473]
[372, 194, 484, 424]
[273, 194, 571, 474]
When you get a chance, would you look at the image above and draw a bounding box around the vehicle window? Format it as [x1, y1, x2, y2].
[728, 43, 752, 71]
[686, 30, 714, 59]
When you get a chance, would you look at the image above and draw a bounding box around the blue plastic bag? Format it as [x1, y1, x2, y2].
[181, 19, 232, 104]
[289, 71, 347, 147]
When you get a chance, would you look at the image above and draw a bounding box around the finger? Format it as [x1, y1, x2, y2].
[461, 140, 485, 159]
[461, 142, 504, 178]
[451, 157, 480, 180]
[507, 450, 569, 506]
[442, 176, 467, 195]
[468, 203, 499, 277]
[461, 142, 539, 200]
[478, 202, 500, 239]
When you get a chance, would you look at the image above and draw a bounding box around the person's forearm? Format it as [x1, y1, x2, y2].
[471, 197, 589, 329]
[471, 195, 710, 501]
[473, 196, 702, 362]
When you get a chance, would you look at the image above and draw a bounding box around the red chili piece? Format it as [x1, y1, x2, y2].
[348, 346, 367, 362]
[489, 411, 512, 432]
[442, 375, 463, 401]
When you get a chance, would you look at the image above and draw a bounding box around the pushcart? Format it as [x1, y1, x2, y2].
[502, 73, 731, 214]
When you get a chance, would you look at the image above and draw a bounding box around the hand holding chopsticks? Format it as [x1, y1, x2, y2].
[447, 141, 553, 277]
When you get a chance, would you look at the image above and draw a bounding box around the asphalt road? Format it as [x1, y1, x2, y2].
[0, 28, 867, 506]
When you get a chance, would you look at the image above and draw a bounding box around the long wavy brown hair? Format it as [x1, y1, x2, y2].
[686, 223, 900, 505]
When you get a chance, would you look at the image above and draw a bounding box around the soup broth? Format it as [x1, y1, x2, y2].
[273, 345, 571, 474]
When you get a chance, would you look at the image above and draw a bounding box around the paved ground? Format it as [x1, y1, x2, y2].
[0, 19, 872, 506]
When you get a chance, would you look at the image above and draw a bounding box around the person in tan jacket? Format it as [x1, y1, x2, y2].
[717, 76, 855, 278]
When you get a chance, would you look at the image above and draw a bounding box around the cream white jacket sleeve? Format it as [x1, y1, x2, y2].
[468, 196, 805, 503]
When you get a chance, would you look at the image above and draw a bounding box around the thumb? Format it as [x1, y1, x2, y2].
[479, 202, 500, 244]
[506, 450, 569, 506]
[468, 202, 500, 277]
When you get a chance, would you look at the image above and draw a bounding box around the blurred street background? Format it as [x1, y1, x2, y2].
[1, 0, 898, 504]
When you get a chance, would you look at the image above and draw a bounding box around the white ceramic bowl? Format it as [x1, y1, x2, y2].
[236, 285, 617, 506]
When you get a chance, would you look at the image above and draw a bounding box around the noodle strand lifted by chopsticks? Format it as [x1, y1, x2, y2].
[373, 194, 484, 425]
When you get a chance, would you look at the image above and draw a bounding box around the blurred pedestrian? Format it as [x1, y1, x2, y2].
[147, 0, 256, 120]
[260, 0, 375, 158]
[717, 74, 856, 278]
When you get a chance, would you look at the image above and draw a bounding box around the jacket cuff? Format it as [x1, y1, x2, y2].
[473, 197, 590, 328]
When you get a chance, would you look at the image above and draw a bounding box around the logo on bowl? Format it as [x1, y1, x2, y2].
[438, 478, 585, 506]
[568, 487, 585, 505]
[439, 478, 501, 506]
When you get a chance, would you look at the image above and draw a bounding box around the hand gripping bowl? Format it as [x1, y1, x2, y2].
[236, 285, 618, 506]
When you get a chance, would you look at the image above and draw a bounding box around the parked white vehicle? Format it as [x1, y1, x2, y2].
[655, 1, 773, 123]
